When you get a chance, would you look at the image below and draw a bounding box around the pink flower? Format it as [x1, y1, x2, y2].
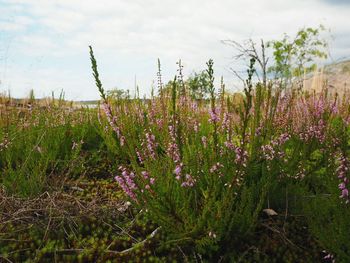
[141, 171, 149, 179]
[341, 188, 349, 198]
[181, 174, 196, 187]
[145, 132, 157, 159]
[115, 167, 138, 201]
[209, 108, 219, 123]
[339, 182, 346, 190]
[174, 163, 182, 176]
[167, 125, 181, 162]
[336, 153, 349, 203]
[136, 150, 144, 164]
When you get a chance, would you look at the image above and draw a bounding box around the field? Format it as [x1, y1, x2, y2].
[1, 52, 350, 262]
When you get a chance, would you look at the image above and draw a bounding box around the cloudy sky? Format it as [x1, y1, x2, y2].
[0, 0, 349, 100]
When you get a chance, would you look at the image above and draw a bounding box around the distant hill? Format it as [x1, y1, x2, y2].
[303, 59, 350, 95]
[324, 59, 350, 89]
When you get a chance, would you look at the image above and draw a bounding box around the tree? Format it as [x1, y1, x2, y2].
[267, 25, 328, 88]
[186, 70, 211, 100]
[107, 87, 130, 100]
[162, 71, 211, 100]
[223, 25, 329, 89]
[222, 39, 268, 87]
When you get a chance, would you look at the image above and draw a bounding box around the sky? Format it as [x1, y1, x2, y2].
[0, 0, 349, 100]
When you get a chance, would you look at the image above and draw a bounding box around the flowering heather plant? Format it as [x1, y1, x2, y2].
[336, 152, 349, 202]
[0, 96, 100, 197]
[90, 46, 350, 260]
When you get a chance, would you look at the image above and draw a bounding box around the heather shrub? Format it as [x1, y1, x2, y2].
[89, 50, 270, 257]
[89, 34, 349, 258]
[0, 104, 100, 196]
[300, 118, 350, 262]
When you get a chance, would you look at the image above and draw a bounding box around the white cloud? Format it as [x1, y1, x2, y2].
[0, 0, 349, 99]
[0, 15, 33, 31]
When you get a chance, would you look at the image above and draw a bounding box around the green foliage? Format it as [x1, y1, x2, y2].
[107, 88, 130, 100]
[186, 70, 210, 100]
[305, 197, 350, 262]
[2, 35, 349, 262]
[89, 52, 292, 259]
[0, 185, 177, 262]
[267, 25, 328, 86]
[89, 46, 107, 102]
[28, 89, 35, 104]
[0, 105, 104, 197]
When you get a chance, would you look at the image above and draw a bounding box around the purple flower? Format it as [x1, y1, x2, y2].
[339, 182, 346, 190]
[166, 125, 181, 162]
[336, 153, 349, 203]
[115, 167, 138, 201]
[102, 102, 124, 142]
[209, 108, 220, 123]
[141, 171, 149, 179]
[210, 162, 223, 175]
[181, 174, 196, 188]
[136, 150, 144, 164]
[341, 188, 349, 198]
[145, 132, 157, 159]
[174, 164, 182, 176]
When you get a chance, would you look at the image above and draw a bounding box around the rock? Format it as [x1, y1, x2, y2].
[263, 208, 278, 216]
